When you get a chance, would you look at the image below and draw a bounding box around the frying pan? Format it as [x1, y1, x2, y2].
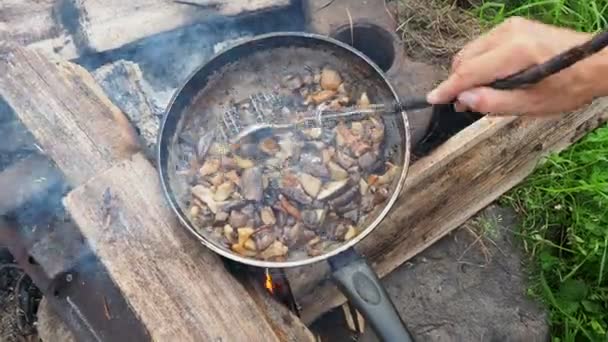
[158, 32, 414, 341]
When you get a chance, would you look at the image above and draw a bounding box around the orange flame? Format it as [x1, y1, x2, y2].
[264, 268, 274, 294]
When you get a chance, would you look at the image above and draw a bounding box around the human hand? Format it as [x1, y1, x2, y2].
[426, 17, 607, 116]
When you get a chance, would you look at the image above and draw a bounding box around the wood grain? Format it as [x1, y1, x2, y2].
[79, 0, 291, 52]
[292, 100, 608, 324]
[0, 0, 290, 58]
[0, 43, 140, 186]
[0, 0, 79, 59]
[65, 153, 283, 341]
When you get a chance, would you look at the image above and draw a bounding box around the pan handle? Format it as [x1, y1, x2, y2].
[329, 248, 414, 342]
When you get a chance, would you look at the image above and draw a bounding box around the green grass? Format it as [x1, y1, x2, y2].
[475, 0, 608, 32]
[466, 2, 608, 340]
[502, 125, 608, 341]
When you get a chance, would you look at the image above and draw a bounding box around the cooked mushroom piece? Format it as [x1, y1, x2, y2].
[260, 241, 289, 259]
[240, 167, 263, 201]
[317, 179, 349, 201]
[253, 228, 276, 251]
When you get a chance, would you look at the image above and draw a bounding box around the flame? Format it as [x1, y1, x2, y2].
[264, 268, 274, 294]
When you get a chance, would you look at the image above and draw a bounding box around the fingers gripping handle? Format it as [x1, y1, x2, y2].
[330, 251, 414, 342]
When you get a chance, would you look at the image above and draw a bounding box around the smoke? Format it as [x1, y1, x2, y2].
[0, 0, 307, 306]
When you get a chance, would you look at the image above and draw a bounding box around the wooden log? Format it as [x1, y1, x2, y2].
[78, 0, 291, 53]
[0, 43, 140, 186]
[63, 153, 283, 341]
[291, 99, 608, 324]
[0, 44, 313, 340]
[0, 0, 79, 59]
[0, 0, 290, 59]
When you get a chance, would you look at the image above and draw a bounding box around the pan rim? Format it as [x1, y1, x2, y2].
[157, 31, 412, 269]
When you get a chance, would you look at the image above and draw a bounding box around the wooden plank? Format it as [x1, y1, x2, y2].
[0, 0, 290, 59]
[64, 153, 286, 341]
[79, 0, 290, 52]
[0, 0, 79, 59]
[0, 43, 140, 186]
[292, 100, 608, 324]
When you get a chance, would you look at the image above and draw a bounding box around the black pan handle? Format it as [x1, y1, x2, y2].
[396, 30, 608, 112]
[329, 248, 413, 342]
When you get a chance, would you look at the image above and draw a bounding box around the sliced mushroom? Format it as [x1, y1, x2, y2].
[302, 209, 327, 229]
[189, 205, 200, 217]
[358, 92, 370, 108]
[244, 239, 257, 251]
[224, 170, 240, 184]
[373, 187, 390, 205]
[317, 179, 349, 201]
[376, 164, 401, 185]
[322, 148, 335, 164]
[223, 224, 235, 242]
[358, 152, 378, 172]
[191, 185, 219, 213]
[199, 159, 220, 176]
[351, 122, 364, 136]
[332, 223, 349, 240]
[303, 163, 330, 179]
[260, 241, 289, 260]
[213, 181, 235, 202]
[281, 187, 313, 205]
[284, 223, 303, 247]
[335, 124, 358, 146]
[303, 128, 323, 139]
[344, 226, 358, 241]
[279, 195, 301, 220]
[234, 155, 255, 169]
[299, 173, 322, 198]
[359, 178, 369, 195]
[215, 211, 229, 223]
[260, 207, 276, 226]
[229, 210, 249, 228]
[282, 74, 303, 90]
[260, 138, 280, 154]
[311, 90, 336, 104]
[254, 229, 276, 251]
[231, 227, 256, 255]
[320, 68, 342, 91]
[329, 186, 358, 209]
[361, 194, 375, 213]
[343, 209, 359, 223]
[240, 167, 263, 201]
[335, 149, 355, 169]
[369, 117, 385, 143]
[351, 141, 371, 157]
[327, 161, 348, 180]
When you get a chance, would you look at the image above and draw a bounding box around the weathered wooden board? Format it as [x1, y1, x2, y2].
[0, 0, 290, 59]
[0, 42, 140, 186]
[291, 100, 608, 323]
[0, 43, 313, 341]
[64, 154, 284, 341]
